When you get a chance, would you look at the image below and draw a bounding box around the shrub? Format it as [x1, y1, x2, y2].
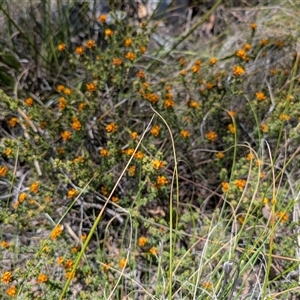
[1, 1, 300, 299]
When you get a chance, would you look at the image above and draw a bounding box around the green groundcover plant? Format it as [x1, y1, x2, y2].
[1, 0, 300, 299]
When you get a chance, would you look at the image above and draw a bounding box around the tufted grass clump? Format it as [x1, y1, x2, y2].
[1, 1, 300, 299]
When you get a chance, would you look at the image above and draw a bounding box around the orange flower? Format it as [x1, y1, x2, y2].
[139, 46, 146, 54]
[61, 130, 72, 140]
[67, 188, 78, 199]
[227, 124, 236, 134]
[56, 147, 65, 154]
[179, 57, 187, 66]
[232, 65, 245, 76]
[128, 165, 136, 176]
[150, 125, 160, 137]
[188, 100, 199, 108]
[180, 130, 190, 138]
[81, 233, 87, 241]
[256, 91, 266, 101]
[134, 151, 144, 160]
[78, 102, 87, 111]
[130, 132, 139, 140]
[65, 271, 75, 280]
[71, 246, 80, 254]
[142, 82, 149, 89]
[4, 148, 12, 156]
[105, 28, 113, 37]
[112, 58, 122, 66]
[112, 196, 118, 203]
[105, 122, 118, 133]
[215, 152, 224, 159]
[86, 82, 97, 92]
[149, 247, 158, 256]
[221, 182, 229, 192]
[73, 156, 84, 164]
[260, 39, 268, 46]
[260, 172, 266, 179]
[145, 93, 159, 104]
[124, 37, 132, 47]
[246, 153, 254, 160]
[209, 57, 217, 65]
[279, 114, 291, 121]
[256, 159, 263, 166]
[98, 14, 107, 23]
[28, 199, 35, 205]
[164, 99, 174, 108]
[43, 245, 50, 253]
[1, 241, 9, 248]
[58, 97, 67, 110]
[71, 117, 82, 131]
[8, 117, 18, 127]
[238, 216, 245, 224]
[102, 263, 111, 272]
[18, 193, 27, 202]
[125, 51, 136, 61]
[100, 148, 109, 157]
[136, 70, 145, 78]
[195, 59, 202, 66]
[6, 285, 16, 297]
[152, 159, 164, 169]
[56, 84, 65, 92]
[263, 198, 269, 206]
[24, 97, 33, 106]
[250, 22, 257, 30]
[228, 111, 236, 117]
[124, 148, 134, 156]
[206, 82, 214, 89]
[13, 201, 20, 209]
[138, 236, 147, 247]
[37, 273, 48, 283]
[30, 182, 39, 193]
[57, 43, 66, 51]
[64, 259, 74, 270]
[63, 87, 72, 95]
[44, 196, 51, 202]
[276, 211, 289, 223]
[0, 166, 8, 177]
[101, 186, 108, 196]
[1, 271, 12, 284]
[236, 49, 247, 60]
[75, 46, 84, 55]
[50, 224, 63, 240]
[205, 131, 218, 141]
[243, 43, 251, 51]
[157, 175, 168, 186]
[202, 282, 213, 289]
[234, 179, 246, 190]
[85, 39, 95, 49]
[119, 258, 127, 268]
[57, 256, 64, 265]
[261, 124, 268, 132]
[191, 64, 200, 73]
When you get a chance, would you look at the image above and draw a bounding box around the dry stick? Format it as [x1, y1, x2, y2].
[160, 0, 223, 59]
